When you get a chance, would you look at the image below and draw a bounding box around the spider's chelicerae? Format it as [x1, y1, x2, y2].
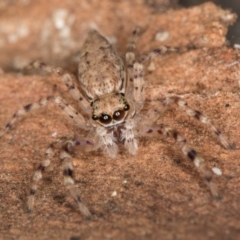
[0, 29, 233, 219]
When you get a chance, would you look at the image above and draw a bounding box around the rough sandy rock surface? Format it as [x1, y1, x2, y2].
[0, 1, 240, 240]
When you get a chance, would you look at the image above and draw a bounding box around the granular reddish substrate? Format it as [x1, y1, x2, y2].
[0, 1, 240, 239]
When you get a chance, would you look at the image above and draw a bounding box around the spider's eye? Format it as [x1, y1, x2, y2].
[99, 114, 112, 124]
[113, 110, 125, 121]
[92, 115, 98, 121]
[124, 104, 130, 111]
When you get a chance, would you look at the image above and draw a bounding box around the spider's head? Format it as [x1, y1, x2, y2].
[91, 93, 131, 127]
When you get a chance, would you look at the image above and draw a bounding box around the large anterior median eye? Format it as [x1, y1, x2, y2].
[113, 110, 125, 121]
[99, 114, 112, 124]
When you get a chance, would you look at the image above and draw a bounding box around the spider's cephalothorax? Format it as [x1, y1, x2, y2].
[78, 31, 133, 128]
[0, 29, 233, 219]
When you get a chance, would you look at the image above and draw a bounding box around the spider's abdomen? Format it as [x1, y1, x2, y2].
[78, 30, 126, 100]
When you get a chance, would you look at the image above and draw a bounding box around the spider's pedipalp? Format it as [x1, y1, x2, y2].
[96, 126, 118, 158]
[122, 119, 138, 155]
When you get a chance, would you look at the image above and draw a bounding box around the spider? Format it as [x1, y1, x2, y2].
[0, 29, 233, 219]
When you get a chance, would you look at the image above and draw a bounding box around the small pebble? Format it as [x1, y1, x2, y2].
[155, 31, 169, 42]
[234, 44, 240, 50]
[111, 191, 117, 197]
[212, 167, 222, 176]
[147, 61, 156, 72]
[51, 132, 57, 137]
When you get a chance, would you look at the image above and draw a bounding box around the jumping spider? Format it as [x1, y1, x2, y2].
[0, 29, 232, 219]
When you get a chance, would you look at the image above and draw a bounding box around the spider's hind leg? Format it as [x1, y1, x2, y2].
[27, 139, 93, 219]
[140, 123, 221, 199]
[27, 146, 55, 212]
[60, 142, 92, 219]
[170, 96, 233, 150]
[142, 96, 233, 150]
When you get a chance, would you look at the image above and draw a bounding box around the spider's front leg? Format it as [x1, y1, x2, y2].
[125, 27, 140, 100]
[121, 58, 145, 155]
[27, 61, 90, 114]
[0, 96, 90, 138]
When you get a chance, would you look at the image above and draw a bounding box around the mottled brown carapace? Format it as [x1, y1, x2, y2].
[0, 29, 232, 219]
